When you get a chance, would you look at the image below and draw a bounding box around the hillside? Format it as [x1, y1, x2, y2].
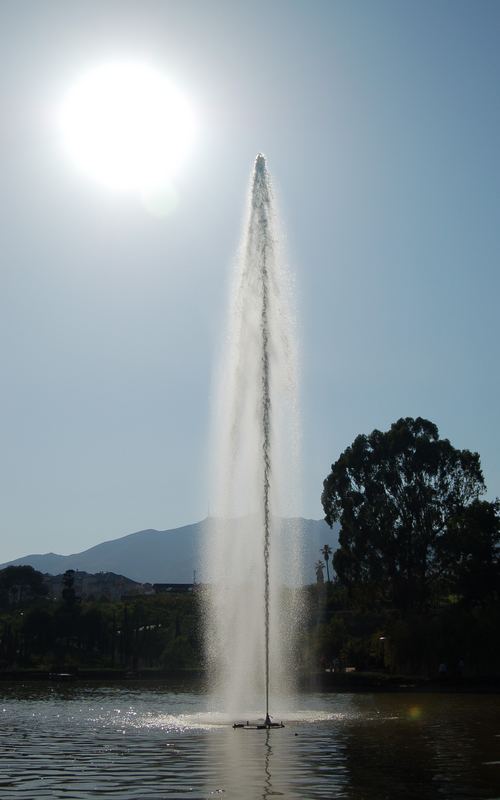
[0, 518, 338, 584]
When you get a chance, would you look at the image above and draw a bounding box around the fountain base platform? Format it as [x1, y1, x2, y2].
[233, 715, 284, 730]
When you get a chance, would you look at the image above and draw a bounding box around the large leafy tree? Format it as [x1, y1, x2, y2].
[0, 565, 47, 608]
[440, 499, 500, 606]
[321, 417, 486, 609]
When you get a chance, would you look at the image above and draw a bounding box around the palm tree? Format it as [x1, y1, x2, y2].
[321, 544, 333, 582]
[315, 561, 325, 584]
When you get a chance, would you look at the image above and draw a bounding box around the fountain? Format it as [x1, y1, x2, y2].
[204, 155, 302, 726]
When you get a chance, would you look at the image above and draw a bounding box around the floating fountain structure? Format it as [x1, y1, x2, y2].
[205, 155, 302, 727]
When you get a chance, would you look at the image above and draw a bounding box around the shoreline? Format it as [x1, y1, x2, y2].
[1, 668, 499, 693]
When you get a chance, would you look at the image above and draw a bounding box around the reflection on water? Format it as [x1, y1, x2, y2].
[0, 683, 499, 799]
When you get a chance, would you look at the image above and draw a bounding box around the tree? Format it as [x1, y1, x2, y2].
[321, 417, 486, 609]
[440, 499, 500, 606]
[321, 544, 332, 582]
[23, 608, 54, 656]
[62, 570, 78, 607]
[315, 561, 325, 584]
[0, 565, 47, 608]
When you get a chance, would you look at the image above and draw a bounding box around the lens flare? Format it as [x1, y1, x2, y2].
[408, 705, 423, 721]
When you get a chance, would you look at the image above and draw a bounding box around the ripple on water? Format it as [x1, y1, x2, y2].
[0, 686, 499, 799]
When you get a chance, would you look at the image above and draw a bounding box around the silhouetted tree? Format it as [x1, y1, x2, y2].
[321, 544, 332, 582]
[80, 606, 106, 655]
[0, 565, 47, 608]
[62, 570, 77, 607]
[315, 561, 325, 584]
[23, 608, 54, 656]
[322, 417, 486, 609]
[439, 499, 500, 606]
[0, 622, 17, 665]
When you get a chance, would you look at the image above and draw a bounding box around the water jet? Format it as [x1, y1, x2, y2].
[205, 155, 301, 728]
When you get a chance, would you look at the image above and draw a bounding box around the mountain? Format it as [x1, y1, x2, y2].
[0, 518, 338, 585]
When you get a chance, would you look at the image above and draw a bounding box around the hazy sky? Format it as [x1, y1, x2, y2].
[1, 0, 499, 562]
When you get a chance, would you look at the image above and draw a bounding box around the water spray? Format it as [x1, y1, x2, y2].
[205, 152, 299, 730]
[232, 155, 283, 731]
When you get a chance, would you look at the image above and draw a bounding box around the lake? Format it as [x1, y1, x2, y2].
[1, 681, 499, 799]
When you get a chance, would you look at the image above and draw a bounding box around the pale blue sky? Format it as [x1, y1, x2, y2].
[0, 0, 499, 562]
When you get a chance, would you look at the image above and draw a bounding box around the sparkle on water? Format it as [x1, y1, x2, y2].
[2, 682, 500, 799]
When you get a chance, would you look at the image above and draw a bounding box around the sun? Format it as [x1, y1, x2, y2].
[58, 60, 196, 193]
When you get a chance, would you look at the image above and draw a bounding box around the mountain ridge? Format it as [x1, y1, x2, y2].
[0, 517, 339, 585]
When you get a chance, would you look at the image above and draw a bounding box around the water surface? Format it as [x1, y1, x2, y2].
[1, 682, 499, 799]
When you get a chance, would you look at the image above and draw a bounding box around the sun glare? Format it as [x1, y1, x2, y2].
[58, 61, 196, 193]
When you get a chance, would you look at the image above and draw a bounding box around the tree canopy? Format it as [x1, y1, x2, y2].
[0, 565, 47, 608]
[321, 417, 495, 608]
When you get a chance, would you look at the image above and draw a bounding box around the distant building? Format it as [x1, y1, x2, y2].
[152, 583, 194, 594]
